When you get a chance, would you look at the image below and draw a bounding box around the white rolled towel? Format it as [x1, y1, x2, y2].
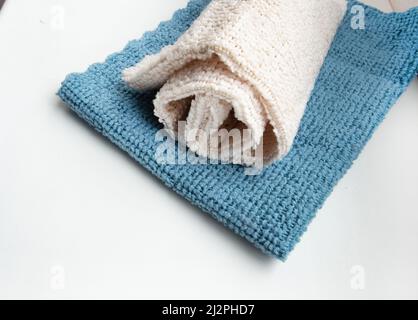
[123, 0, 347, 167]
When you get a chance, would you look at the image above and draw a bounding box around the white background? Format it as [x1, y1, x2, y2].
[0, 0, 417, 299]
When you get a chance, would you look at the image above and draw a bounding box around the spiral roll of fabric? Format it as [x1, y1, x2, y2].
[123, 0, 347, 167]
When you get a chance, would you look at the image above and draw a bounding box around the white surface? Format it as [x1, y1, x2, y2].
[0, 0, 417, 300]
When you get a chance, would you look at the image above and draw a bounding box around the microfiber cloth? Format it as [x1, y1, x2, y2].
[123, 0, 347, 166]
[58, 0, 418, 260]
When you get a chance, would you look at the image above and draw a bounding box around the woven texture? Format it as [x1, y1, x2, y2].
[123, 0, 346, 166]
[58, 0, 418, 260]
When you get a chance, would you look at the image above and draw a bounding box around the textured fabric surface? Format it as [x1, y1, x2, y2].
[123, 0, 346, 166]
[58, 0, 418, 260]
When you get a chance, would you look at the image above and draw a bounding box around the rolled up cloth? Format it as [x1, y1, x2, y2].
[123, 0, 347, 167]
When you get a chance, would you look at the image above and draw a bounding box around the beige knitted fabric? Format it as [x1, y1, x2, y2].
[123, 0, 347, 166]
[390, 0, 418, 12]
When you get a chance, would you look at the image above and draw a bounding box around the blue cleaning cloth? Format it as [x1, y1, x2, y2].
[58, 0, 418, 260]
